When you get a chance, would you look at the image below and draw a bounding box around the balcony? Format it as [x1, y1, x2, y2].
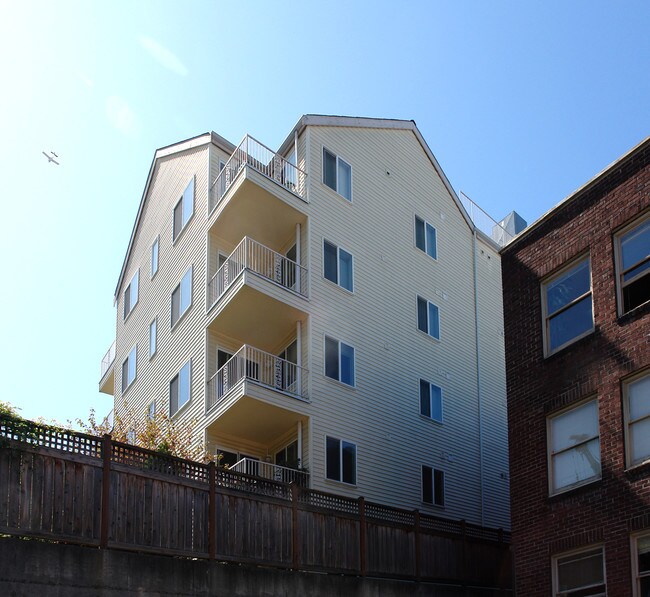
[230, 457, 309, 487]
[99, 341, 116, 395]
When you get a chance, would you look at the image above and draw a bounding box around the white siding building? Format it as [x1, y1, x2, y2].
[99, 115, 511, 530]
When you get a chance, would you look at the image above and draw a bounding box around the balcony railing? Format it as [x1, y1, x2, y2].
[209, 135, 307, 215]
[207, 236, 308, 310]
[230, 458, 309, 487]
[206, 344, 308, 412]
[459, 193, 514, 248]
[100, 341, 116, 378]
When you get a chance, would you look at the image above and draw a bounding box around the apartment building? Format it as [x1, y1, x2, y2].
[502, 137, 650, 595]
[99, 115, 510, 529]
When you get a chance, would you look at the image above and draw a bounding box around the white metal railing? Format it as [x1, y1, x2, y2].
[207, 236, 308, 309]
[459, 193, 514, 248]
[209, 135, 307, 214]
[206, 344, 308, 412]
[229, 457, 309, 486]
[100, 341, 116, 378]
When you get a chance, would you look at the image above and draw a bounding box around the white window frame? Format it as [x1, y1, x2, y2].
[623, 370, 650, 468]
[149, 318, 157, 359]
[419, 379, 443, 423]
[323, 239, 354, 292]
[123, 269, 139, 320]
[541, 255, 594, 357]
[170, 360, 191, 416]
[322, 147, 352, 201]
[547, 398, 601, 495]
[421, 465, 445, 506]
[414, 215, 437, 260]
[632, 531, 650, 597]
[121, 345, 137, 393]
[172, 176, 195, 242]
[324, 335, 355, 387]
[171, 266, 193, 328]
[552, 545, 606, 597]
[417, 295, 440, 340]
[614, 212, 650, 316]
[151, 236, 159, 278]
[325, 435, 357, 485]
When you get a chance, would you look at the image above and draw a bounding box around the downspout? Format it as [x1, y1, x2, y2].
[472, 229, 485, 527]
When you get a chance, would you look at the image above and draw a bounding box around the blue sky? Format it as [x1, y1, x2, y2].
[1, 0, 648, 424]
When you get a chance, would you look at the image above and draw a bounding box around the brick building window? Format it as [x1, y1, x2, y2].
[552, 546, 606, 596]
[615, 213, 650, 315]
[548, 399, 601, 494]
[542, 256, 593, 356]
[624, 371, 650, 468]
[633, 533, 650, 597]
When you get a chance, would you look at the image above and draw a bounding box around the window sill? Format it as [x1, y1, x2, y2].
[170, 399, 192, 420]
[171, 305, 192, 332]
[123, 304, 137, 324]
[625, 459, 650, 479]
[323, 374, 356, 390]
[121, 378, 137, 397]
[548, 477, 601, 501]
[421, 501, 445, 511]
[321, 182, 352, 204]
[543, 327, 595, 360]
[414, 245, 438, 263]
[419, 414, 443, 426]
[172, 214, 193, 247]
[324, 477, 357, 489]
[617, 299, 650, 324]
[322, 276, 354, 296]
[416, 328, 441, 344]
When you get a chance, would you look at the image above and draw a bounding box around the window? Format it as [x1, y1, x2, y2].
[323, 240, 353, 291]
[624, 372, 650, 467]
[323, 148, 352, 200]
[147, 401, 155, 421]
[420, 379, 443, 422]
[324, 336, 355, 386]
[151, 237, 159, 278]
[216, 449, 238, 468]
[170, 360, 191, 415]
[326, 436, 356, 484]
[552, 546, 606, 597]
[417, 296, 440, 339]
[149, 318, 157, 358]
[615, 214, 650, 314]
[123, 270, 139, 320]
[173, 177, 195, 241]
[415, 216, 437, 259]
[121, 345, 137, 393]
[542, 257, 593, 356]
[421, 466, 444, 506]
[633, 532, 650, 597]
[548, 399, 601, 494]
[171, 267, 192, 327]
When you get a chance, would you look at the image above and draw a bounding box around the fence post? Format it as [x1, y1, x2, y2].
[358, 496, 366, 577]
[414, 509, 421, 581]
[100, 433, 112, 548]
[291, 483, 299, 570]
[209, 461, 216, 559]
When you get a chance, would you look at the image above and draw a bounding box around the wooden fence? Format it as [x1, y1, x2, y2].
[0, 416, 511, 589]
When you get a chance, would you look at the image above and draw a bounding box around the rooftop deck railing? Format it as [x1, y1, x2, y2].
[207, 236, 308, 310]
[206, 344, 308, 413]
[209, 135, 307, 214]
[459, 193, 514, 248]
[100, 341, 116, 378]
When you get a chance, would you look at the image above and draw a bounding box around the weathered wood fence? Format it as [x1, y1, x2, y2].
[0, 416, 511, 590]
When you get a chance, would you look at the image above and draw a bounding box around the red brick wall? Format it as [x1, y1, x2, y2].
[502, 145, 650, 596]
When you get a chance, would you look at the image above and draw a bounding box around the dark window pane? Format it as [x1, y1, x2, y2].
[422, 466, 433, 504]
[434, 469, 445, 506]
[173, 201, 183, 240]
[171, 287, 180, 326]
[557, 548, 604, 591]
[325, 336, 339, 380]
[549, 295, 593, 351]
[415, 217, 425, 251]
[324, 240, 338, 283]
[623, 272, 650, 312]
[420, 379, 431, 417]
[326, 436, 340, 481]
[218, 450, 238, 468]
[342, 441, 356, 484]
[323, 149, 337, 191]
[123, 286, 131, 318]
[122, 360, 129, 392]
[417, 296, 428, 333]
[170, 376, 179, 414]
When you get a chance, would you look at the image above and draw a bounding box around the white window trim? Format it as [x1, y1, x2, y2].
[172, 176, 195, 244]
[324, 435, 357, 486]
[121, 344, 137, 394]
[551, 545, 606, 597]
[614, 212, 650, 316]
[419, 378, 443, 423]
[632, 531, 650, 597]
[421, 465, 445, 507]
[416, 295, 441, 341]
[149, 317, 157, 359]
[151, 236, 159, 279]
[123, 269, 139, 321]
[547, 397, 601, 496]
[322, 238, 354, 293]
[170, 359, 192, 417]
[322, 146, 353, 202]
[623, 369, 650, 469]
[323, 335, 356, 387]
[541, 255, 594, 357]
[171, 266, 193, 329]
[414, 214, 438, 261]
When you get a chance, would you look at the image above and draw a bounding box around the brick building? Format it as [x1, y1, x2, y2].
[502, 137, 650, 596]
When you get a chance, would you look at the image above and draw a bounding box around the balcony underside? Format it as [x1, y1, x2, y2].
[99, 367, 114, 395]
[210, 168, 307, 249]
[208, 271, 308, 351]
[205, 381, 309, 445]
